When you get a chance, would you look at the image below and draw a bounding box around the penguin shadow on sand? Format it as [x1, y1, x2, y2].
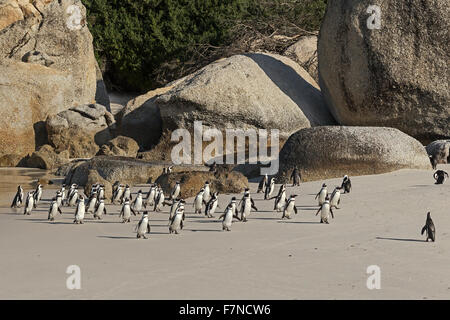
[277, 220, 321, 225]
[187, 228, 222, 233]
[251, 216, 280, 220]
[296, 206, 320, 211]
[376, 237, 426, 243]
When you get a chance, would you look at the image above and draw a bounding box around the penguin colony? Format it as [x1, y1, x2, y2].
[10, 167, 445, 241]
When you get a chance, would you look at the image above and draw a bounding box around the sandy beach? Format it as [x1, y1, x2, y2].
[0, 165, 449, 300]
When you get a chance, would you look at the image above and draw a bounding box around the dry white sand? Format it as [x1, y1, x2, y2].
[0, 165, 449, 300]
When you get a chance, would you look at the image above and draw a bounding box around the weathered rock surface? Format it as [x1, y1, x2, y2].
[318, 0, 450, 143]
[284, 35, 318, 82]
[115, 87, 169, 150]
[277, 126, 431, 182]
[97, 136, 139, 158]
[426, 140, 450, 164]
[64, 156, 209, 187]
[46, 104, 116, 158]
[124, 53, 335, 151]
[0, 153, 23, 167]
[0, 0, 99, 157]
[156, 53, 335, 138]
[26, 144, 70, 170]
[155, 170, 249, 200]
[83, 169, 113, 201]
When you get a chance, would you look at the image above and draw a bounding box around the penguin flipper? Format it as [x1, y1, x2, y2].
[180, 220, 184, 230]
[58, 207, 62, 214]
[147, 224, 151, 233]
[294, 206, 298, 214]
[315, 208, 321, 216]
[252, 204, 258, 211]
[330, 209, 334, 219]
[421, 225, 427, 235]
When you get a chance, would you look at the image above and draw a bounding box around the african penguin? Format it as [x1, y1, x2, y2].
[315, 183, 327, 206]
[282, 194, 298, 219]
[93, 198, 107, 220]
[421, 212, 436, 242]
[316, 195, 334, 224]
[73, 196, 86, 224]
[434, 170, 449, 185]
[136, 212, 151, 239]
[11, 185, 24, 208]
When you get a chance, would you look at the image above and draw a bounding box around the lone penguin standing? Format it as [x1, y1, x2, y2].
[421, 212, 435, 242]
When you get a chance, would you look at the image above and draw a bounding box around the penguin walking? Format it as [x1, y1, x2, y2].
[86, 192, 98, 214]
[146, 185, 157, 207]
[170, 182, 181, 200]
[239, 188, 258, 211]
[154, 188, 166, 212]
[66, 184, 77, 205]
[98, 185, 105, 201]
[315, 183, 327, 206]
[121, 185, 132, 204]
[315, 195, 334, 224]
[264, 177, 275, 200]
[226, 197, 240, 218]
[282, 195, 298, 219]
[169, 198, 181, 221]
[68, 189, 79, 207]
[193, 188, 205, 214]
[205, 192, 219, 218]
[131, 190, 144, 214]
[329, 187, 342, 209]
[421, 212, 436, 242]
[219, 204, 241, 231]
[257, 174, 268, 193]
[11, 185, 24, 208]
[240, 193, 255, 222]
[48, 198, 62, 221]
[55, 190, 63, 209]
[273, 184, 287, 212]
[23, 191, 35, 215]
[203, 181, 211, 204]
[169, 207, 185, 234]
[119, 199, 136, 223]
[341, 175, 352, 193]
[433, 170, 449, 185]
[111, 184, 124, 204]
[136, 212, 151, 239]
[93, 198, 107, 220]
[290, 166, 301, 186]
[33, 184, 43, 207]
[60, 184, 66, 203]
[73, 196, 86, 224]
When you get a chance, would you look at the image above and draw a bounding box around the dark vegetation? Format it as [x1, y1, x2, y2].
[81, 0, 327, 93]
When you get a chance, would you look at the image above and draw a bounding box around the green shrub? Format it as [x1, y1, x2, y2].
[81, 0, 327, 92]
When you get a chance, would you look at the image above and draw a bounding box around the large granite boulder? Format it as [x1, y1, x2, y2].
[156, 53, 335, 138]
[426, 140, 450, 165]
[97, 136, 139, 158]
[26, 144, 70, 170]
[318, 0, 450, 143]
[121, 53, 336, 152]
[64, 156, 209, 187]
[46, 104, 116, 158]
[116, 87, 169, 150]
[0, 0, 99, 157]
[277, 126, 431, 182]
